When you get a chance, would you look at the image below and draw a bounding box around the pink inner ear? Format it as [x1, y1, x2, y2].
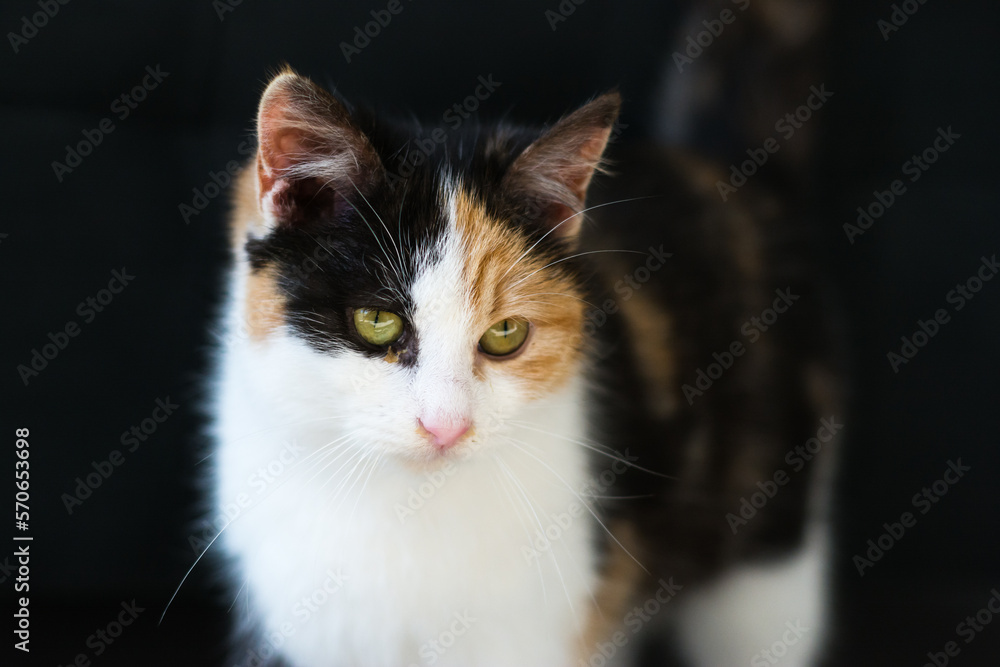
[256, 110, 307, 218]
[580, 134, 609, 162]
[270, 129, 305, 174]
[568, 132, 613, 196]
[257, 84, 313, 178]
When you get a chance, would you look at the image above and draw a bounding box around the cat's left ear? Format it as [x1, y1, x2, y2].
[503, 92, 621, 239]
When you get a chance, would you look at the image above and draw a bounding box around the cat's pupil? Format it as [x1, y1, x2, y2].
[479, 317, 529, 356]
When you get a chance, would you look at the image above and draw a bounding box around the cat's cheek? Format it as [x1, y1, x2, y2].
[506, 333, 585, 397]
[479, 356, 578, 406]
[345, 361, 423, 439]
[243, 265, 286, 341]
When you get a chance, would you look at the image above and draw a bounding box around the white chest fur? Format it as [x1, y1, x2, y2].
[212, 337, 597, 667]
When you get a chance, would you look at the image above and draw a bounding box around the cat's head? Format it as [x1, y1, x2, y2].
[236, 68, 619, 463]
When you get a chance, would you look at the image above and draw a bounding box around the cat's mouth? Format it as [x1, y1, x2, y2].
[402, 427, 483, 470]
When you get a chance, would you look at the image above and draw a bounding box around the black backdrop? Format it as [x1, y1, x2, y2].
[2, 1, 998, 665]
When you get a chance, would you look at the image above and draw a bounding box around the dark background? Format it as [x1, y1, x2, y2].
[2, 1, 998, 665]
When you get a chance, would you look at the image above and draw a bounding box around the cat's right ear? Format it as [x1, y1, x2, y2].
[255, 68, 383, 227]
[502, 92, 620, 240]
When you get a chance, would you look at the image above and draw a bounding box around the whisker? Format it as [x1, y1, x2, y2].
[502, 437, 649, 574]
[340, 190, 406, 287]
[498, 196, 658, 281]
[330, 448, 374, 512]
[496, 455, 584, 632]
[504, 249, 648, 295]
[346, 450, 383, 527]
[300, 231, 330, 273]
[510, 291, 602, 310]
[353, 183, 405, 280]
[283, 435, 363, 483]
[509, 420, 676, 480]
[493, 455, 548, 603]
[310, 440, 366, 490]
[163, 430, 366, 624]
[160, 522, 229, 625]
[505, 451, 602, 623]
[196, 415, 353, 463]
[397, 184, 410, 282]
[227, 577, 250, 614]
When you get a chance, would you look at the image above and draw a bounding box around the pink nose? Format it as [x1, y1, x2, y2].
[419, 418, 471, 450]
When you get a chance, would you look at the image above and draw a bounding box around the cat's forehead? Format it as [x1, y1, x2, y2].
[384, 175, 587, 389]
[412, 178, 551, 316]
[374, 169, 582, 334]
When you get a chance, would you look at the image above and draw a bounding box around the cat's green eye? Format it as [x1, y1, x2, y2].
[353, 308, 404, 346]
[479, 317, 530, 357]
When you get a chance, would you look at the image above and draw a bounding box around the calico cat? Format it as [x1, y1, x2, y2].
[209, 67, 840, 666]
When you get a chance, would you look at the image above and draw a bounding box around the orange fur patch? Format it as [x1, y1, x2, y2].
[244, 265, 285, 340]
[230, 164, 285, 340]
[452, 187, 586, 396]
[616, 287, 678, 419]
[229, 164, 264, 249]
[577, 520, 645, 661]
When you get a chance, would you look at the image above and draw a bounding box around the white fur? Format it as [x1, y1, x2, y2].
[212, 182, 598, 666]
[212, 176, 835, 667]
[673, 407, 838, 667]
[674, 526, 829, 666]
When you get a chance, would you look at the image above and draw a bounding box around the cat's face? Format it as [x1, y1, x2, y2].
[236, 70, 619, 464]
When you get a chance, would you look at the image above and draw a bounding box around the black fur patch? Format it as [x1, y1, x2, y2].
[246, 109, 581, 363]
